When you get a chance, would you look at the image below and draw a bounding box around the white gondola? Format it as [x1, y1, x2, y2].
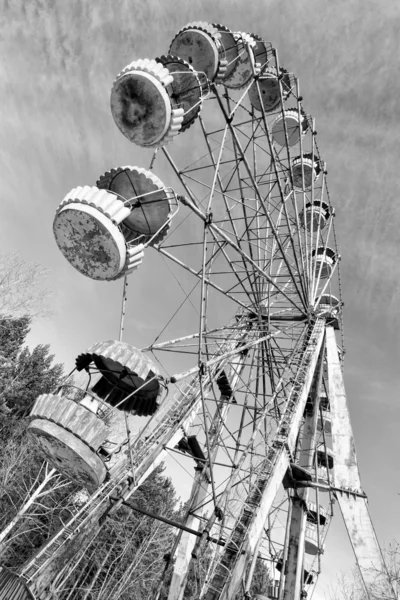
[28, 341, 162, 490]
[300, 200, 331, 231]
[97, 165, 176, 246]
[292, 153, 322, 189]
[305, 523, 321, 555]
[169, 22, 227, 83]
[54, 168, 176, 280]
[318, 410, 332, 434]
[312, 246, 337, 279]
[315, 447, 334, 488]
[53, 186, 135, 281]
[155, 55, 204, 132]
[111, 58, 184, 148]
[250, 32, 270, 68]
[320, 388, 330, 412]
[307, 501, 329, 526]
[317, 293, 340, 310]
[272, 107, 309, 147]
[248, 66, 292, 113]
[220, 31, 257, 89]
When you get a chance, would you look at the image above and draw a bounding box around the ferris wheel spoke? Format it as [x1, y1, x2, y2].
[207, 231, 261, 304]
[213, 87, 308, 311]
[270, 61, 311, 300]
[199, 115, 265, 303]
[248, 80, 310, 305]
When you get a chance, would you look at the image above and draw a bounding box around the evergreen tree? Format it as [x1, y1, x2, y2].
[0, 315, 63, 418]
[0, 317, 273, 598]
[0, 315, 72, 566]
[0, 317, 30, 416]
[51, 465, 180, 600]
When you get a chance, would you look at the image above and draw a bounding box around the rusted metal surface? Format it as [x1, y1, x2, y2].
[28, 420, 107, 490]
[168, 358, 246, 600]
[283, 339, 325, 600]
[291, 155, 321, 191]
[30, 394, 108, 450]
[97, 166, 174, 244]
[77, 340, 160, 382]
[272, 109, 303, 147]
[212, 24, 238, 80]
[248, 67, 291, 113]
[53, 203, 126, 280]
[326, 326, 396, 599]
[222, 32, 255, 89]
[19, 319, 248, 598]
[111, 59, 185, 148]
[58, 186, 131, 224]
[156, 55, 202, 133]
[204, 319, 325, 600]
[169, 24, 221, 82]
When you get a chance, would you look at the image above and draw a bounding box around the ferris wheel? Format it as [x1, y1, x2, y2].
[0, 21, 395, 600]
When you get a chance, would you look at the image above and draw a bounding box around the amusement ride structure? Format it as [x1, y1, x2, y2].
[0, 21, 396, 600]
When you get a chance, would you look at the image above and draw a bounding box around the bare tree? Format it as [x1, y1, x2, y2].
[0, 424, 78, 568]
[329, 546, 400, 600]
[0, 252, 53, 319]
[0, 461, 70, 548]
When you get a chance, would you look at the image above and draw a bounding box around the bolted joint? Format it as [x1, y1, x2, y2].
[205, 212, 213, 225]
[214, 506, 224, 521]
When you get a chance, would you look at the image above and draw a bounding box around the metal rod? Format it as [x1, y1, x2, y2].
[116, 499, 226, 547]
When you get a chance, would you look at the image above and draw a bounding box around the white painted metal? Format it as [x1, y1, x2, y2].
[283, 340, 325, 600]
[19, 320, 249, 597]
[202, 319, 325, 600]
[167, 357, 246, 600]
[326, 326, 396, 599]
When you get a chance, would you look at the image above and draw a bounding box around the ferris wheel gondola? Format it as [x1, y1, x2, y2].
[53, 167, 178, 279]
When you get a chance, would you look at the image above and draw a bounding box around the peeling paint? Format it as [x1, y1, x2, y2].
[53, 205, 126, 280]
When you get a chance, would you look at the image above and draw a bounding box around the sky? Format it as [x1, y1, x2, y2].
[1, 0, 400, 598]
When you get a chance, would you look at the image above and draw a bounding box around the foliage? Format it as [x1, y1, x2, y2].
[0, 315, 74, 565]
[0, 253, 52, 320]
[52, 465, 181, 600]
[0, 419, 79, 567]
[0, 316, 273, 599]
[0, 316, 63, 417]
[329, 545, 400, 600]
